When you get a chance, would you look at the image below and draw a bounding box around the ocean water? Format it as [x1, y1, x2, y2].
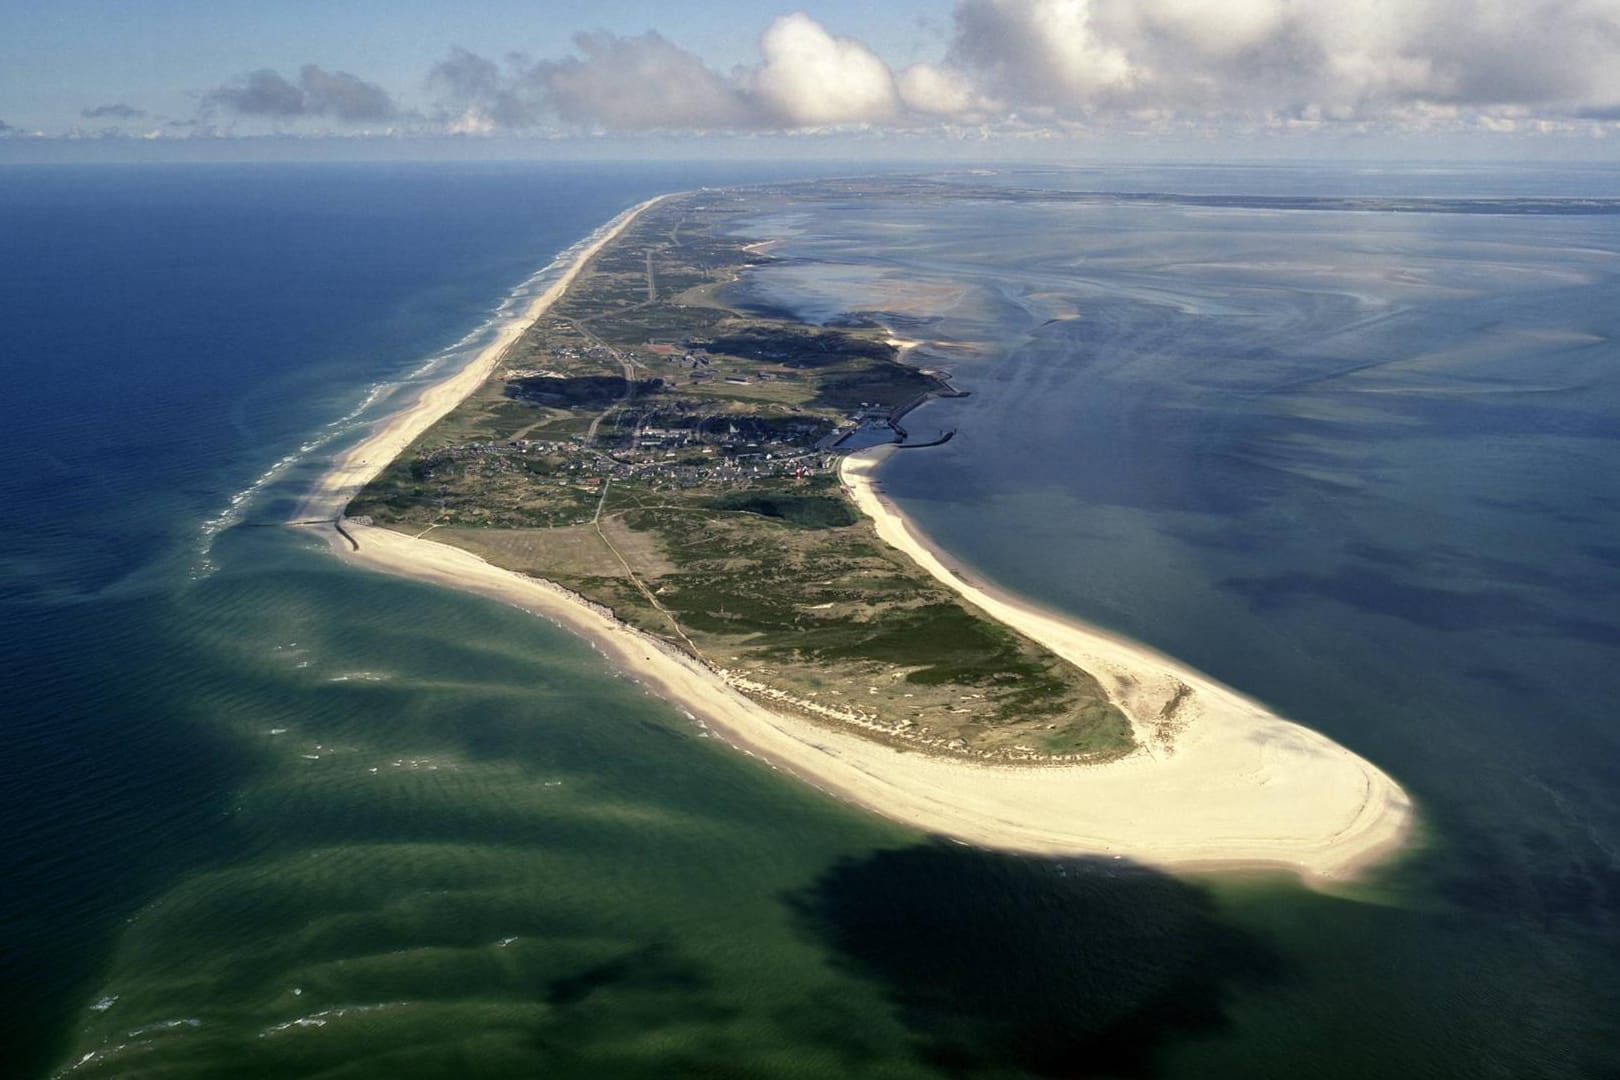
[731, 172, 1620, 1077]
[0, 160, 920, 1079]
[2, 160, 1618, 1079]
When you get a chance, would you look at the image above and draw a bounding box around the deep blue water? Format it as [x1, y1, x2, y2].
[0, 160, 908, 1078]
[4, 161, 1620, 1079]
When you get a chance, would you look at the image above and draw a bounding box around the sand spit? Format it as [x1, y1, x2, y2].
[296, 199, 1412, 883]
[837, 449, 1412, 879]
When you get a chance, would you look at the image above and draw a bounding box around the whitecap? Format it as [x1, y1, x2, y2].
[127, 1018, 201, 1037]
[192, 218, 606, 578]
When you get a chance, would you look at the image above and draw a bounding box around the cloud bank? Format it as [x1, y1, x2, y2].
[430, 14, 905, 132]
[206, 65, 397, 123]
[81, 103, 146, 120]
[426, 0, 1620, 135]
[168, 1, 1620, 140]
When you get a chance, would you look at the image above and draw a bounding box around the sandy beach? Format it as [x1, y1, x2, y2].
[293, 193, 672, 524]
[297, 201, 1412, 884]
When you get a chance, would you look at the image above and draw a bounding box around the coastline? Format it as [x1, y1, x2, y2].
[292, 193, 673, 524]
[297, 198, 1413, 884]
[839, 447, 1414, 880]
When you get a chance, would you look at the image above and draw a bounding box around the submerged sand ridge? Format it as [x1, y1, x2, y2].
[294, 193, 1412, 883]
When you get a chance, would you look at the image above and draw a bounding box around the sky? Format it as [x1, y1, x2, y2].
[3, 0, 1620, 160]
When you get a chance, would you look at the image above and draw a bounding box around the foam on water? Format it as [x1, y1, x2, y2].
[191, 223, 607, 577]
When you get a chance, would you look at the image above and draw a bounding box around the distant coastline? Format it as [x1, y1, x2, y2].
[294, 187, 1413, 883]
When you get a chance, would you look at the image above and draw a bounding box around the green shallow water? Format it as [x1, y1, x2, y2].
[52, 526, 1373, 1080]
[57, 526, 921, 1077]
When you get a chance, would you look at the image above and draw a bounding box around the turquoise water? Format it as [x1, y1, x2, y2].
[4, 162, 1620, 1078]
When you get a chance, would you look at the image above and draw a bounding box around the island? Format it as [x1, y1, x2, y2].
[294, 183, 1413, 882]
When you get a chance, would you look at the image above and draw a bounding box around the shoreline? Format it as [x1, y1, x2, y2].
[292, 193, 674, 524]
[296, 196, 1413, 884]
[839, 447, 1413, 880]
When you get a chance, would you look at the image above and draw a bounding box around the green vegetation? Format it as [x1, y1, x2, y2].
[708, 491, 858, 527]
[701, 325, 895, 368]
[348, 189, 1133, 762]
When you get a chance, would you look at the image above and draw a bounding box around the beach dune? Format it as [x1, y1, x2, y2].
[296, 195, 1413, 883]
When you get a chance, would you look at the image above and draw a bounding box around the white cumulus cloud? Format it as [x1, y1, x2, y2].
[897, 62, 988, 117]
[750, 13, 901, 126]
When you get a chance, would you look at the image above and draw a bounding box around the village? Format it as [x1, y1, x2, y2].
[394, 326, 922, 514]
[347, 186, 1125, 763]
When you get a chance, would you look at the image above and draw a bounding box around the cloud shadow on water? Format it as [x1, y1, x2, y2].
[787, 842, 1286, 1078]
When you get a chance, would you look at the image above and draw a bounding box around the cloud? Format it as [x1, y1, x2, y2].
[81, 103, 146, 120]
[419, 2, 1620, 136]
[208, 69, 305, 116]
[750, 13, 900, 125]
[540, 31, 751, 129]
[935, 0, 1620, 124]
[429, 47, 539, 128]
[298, 64, 397, 121]
[429, 36, 749, 132]
[951, 0, 1135, 109]
[206, 65, 396, 122]
[897, 62, 988, 118]
[430, 14, 902, 132]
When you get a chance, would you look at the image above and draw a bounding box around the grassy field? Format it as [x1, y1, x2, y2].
[349, 190, 1133, 762]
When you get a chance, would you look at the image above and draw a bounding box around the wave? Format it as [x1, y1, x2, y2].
[190, 216, 620, 578]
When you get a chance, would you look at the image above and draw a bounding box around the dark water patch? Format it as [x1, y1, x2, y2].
[1433, 818, 1620, 928]
[789, 844, 1284, 1078]
[544, 943, 706, 1007]
[1475, 494, 1602, 526]
[1365, 394, 1620, 442]
[1550, 617, 1620, 648]
[1583, 544, 1620, 569]
[1221, 563, 1613, 639]
[0, 602, 259, 1079]
[1343, 540, 1615, 599]
[1343, 540, 1421, 569]
[1461, 665, 1543, 695]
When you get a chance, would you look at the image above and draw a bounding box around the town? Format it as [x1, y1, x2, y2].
[349, 187, 1124, 762]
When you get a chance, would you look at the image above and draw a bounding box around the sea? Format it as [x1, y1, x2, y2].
[2, 159, 1618, 1079]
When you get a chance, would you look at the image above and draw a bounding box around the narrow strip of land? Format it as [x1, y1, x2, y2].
[295, 183, 1413, 883]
